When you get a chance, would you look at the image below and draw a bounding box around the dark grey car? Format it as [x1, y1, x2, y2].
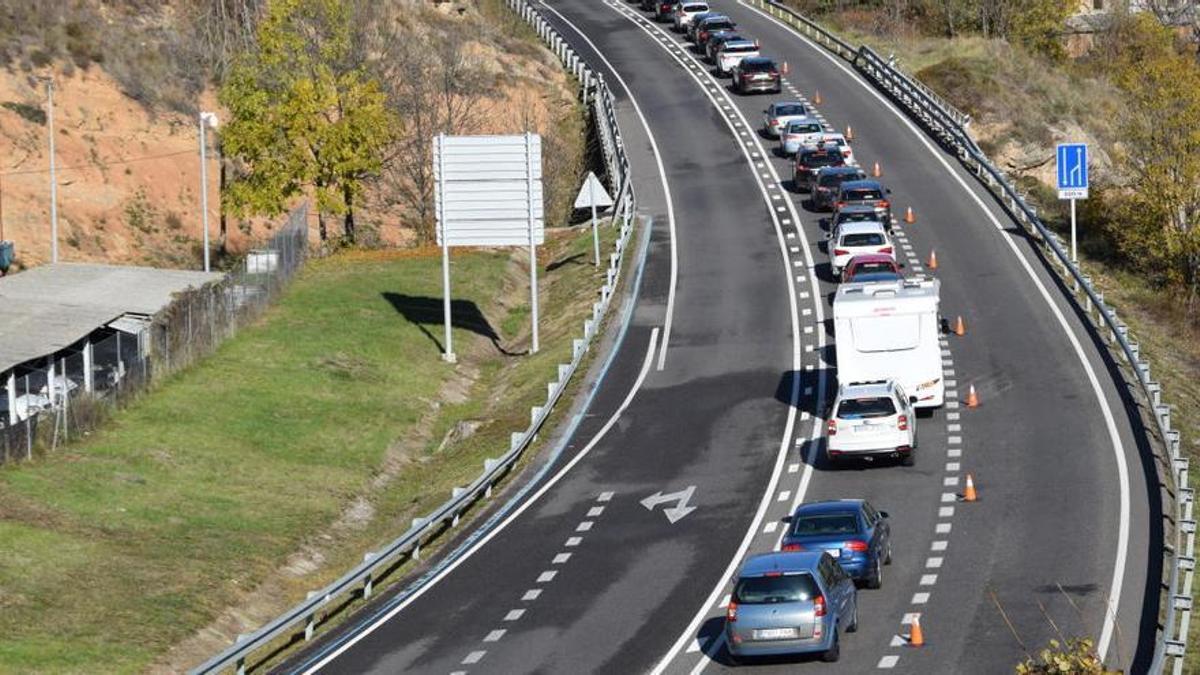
[812, 166, 867, 211]
[835, 179, 893, 226]
[726, 551, 857, 662]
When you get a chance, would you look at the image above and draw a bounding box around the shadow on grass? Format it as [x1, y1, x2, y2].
[382, 293, 519, 357]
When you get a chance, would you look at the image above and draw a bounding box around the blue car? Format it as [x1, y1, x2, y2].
[781, 500, 891, 589]
[725, 551, 857, 663]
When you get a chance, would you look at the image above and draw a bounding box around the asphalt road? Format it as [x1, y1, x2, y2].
[285, 2, 1160, 673]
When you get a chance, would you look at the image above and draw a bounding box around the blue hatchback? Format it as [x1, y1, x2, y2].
[781, 500, 891, 589]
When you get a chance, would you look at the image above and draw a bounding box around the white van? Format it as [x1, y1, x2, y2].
[832, 278, 944, 409]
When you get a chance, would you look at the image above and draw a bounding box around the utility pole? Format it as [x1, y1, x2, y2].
[43, 77, 58, 264]
[199, 112, 219, 273]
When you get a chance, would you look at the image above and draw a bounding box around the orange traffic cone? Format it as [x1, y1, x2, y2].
[954, 315, 966, 336]
[813, 90, 823, 105]
[909, 615, 925, 646]
[963, 473, 978, 502]
[904, 206, 916, 224]
[927, 249, 938, 270]
[872, 161, 882, 177]
[845, 125, 854, 141]
[966, 384, 980, 408]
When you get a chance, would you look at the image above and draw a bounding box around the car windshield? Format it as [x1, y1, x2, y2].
[793, 514, 860, 536]
[787, 122, 822, 134]
[775, 104, 806, 116]
[841, 233, 884, 247]
[801, 153, 842, 168]
[837, 396, 896, 418]
[734, 573, 819, 604]
[820, 171, 863, 187]
[845, 189, 884, 201]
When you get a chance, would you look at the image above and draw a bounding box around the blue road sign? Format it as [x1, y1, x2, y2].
[1056, 143, 1088, 199]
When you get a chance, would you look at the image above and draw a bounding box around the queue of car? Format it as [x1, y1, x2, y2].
[642, 2, 951, 665]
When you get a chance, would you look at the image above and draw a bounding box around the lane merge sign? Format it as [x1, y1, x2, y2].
[1056, 143, 1088, 200]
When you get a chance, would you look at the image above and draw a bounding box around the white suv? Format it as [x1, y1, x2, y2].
[673, 2, 710, 32]
[827, 220, 892, 276]
[826, 380, 916, 466]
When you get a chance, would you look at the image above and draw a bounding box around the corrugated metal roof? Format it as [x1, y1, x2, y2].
[0, 263, 221, 373]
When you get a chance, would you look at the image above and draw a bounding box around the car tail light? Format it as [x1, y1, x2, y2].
[769, 70, 779, 77]
[834, 249, 849, 256]
[782, 542, 804, 551]
[879, 246, 893, 254]
[726, 600, 738, 623]
[879, 200, 890, 208]
[835, 201, 846, 209]
[898, 414, 908, 431]
[843, 149, 852, 157]
[845, 539, 869, 552]
[813, 594, 827, 617]
[826, 418, 838, 435]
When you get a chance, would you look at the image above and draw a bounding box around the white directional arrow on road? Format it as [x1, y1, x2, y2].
[641, 485, 697, 524]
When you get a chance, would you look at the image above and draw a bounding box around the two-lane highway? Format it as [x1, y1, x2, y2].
[284, 1, 1160, 672]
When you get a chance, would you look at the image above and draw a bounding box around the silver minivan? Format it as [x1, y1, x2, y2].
[725, 551, 857, 663]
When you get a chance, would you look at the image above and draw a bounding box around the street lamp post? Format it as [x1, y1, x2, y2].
[199, 111, 219, 273]
[41, 77, 59, 264]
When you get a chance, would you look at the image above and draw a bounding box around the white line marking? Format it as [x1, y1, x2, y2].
[941, 492, 956, 502]
[912, 592, 930, 604]
[742, 2, 1132, 657]
[301, 329, 662, 672]
[948, 448, 962, 458]
[943, 476, 960, 487]
[920, 574, 938, 586]
[598, 491, 614, 502]
[939, 506, 955, 517]
[926, 557, 944, 569]
[565, 536, 582, 547]
[587, 506, 605, 517]
[536, 571, 557, 583]
[931, 540, 948, 551]
[503, 609, 525, 622]
[553, 553, 572, 564]
[947, 412, 960, 420]
[522, 589, 542, 601]
[936, 523, 952, 536]
[463, 650, 486, 665]
[946, 462, 960, 472]
[778, 491, 792, 502]
[764, 521, 779, 533]
[890, 635, 906, 647]
[484, 629, 506, 642]
[878, 655, 900, 669]
[576, 521, 593, 532]
[902, 612, 920, 625]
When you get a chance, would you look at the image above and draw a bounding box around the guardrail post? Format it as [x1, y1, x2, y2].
[235, 634, 249, 675]
[304, 591, 320, 641]
[362, 552, 376, 599]
[1158, 405, 1172, 431]
[1149, 382, 1163, 407]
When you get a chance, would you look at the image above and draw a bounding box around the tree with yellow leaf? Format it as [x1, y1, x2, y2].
[218, 0, 398, 243]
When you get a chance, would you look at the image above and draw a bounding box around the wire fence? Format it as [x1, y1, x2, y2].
[0, 205, 309, 463]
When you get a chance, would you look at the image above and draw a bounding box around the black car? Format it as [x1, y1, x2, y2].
[812, 166, 867, 211]
[732, 57, 782, 95]
[793, 146, 846, 192]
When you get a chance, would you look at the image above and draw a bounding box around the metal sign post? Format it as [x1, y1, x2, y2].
[434, 134, 545, 361]
[573, 172, 614, 267]
[1056, 143, 1088, 263]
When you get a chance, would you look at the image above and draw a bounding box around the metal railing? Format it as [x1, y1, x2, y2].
[191, 1, 637, 673]
[745, 1, 1192, 671]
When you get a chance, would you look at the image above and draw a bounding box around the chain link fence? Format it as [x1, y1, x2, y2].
[0, 205, 309, 463]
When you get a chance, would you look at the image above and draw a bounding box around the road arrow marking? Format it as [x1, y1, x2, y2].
[641, 485, 697, 524]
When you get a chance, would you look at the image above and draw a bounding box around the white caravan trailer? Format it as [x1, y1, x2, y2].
[833, 278, 944, 409]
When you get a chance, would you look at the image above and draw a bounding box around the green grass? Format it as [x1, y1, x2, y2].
[0, 221, 619, 673]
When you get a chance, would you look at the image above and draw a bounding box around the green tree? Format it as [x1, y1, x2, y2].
[1106, 14, 1200, 313]
[1007, 0, 1072, 60]
[218, 0, 397, 242]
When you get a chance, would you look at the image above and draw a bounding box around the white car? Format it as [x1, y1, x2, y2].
[820, 133, 855, 165]
[762, 101, 809, 138]
[780, 118, 825, 155]
[826, 380, 916, 466]
[673, 2, 709, 32]
[715, 39, 758, 76]
[828, 220, 893, 275]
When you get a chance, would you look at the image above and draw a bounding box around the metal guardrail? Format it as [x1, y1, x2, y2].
[191, 1, 636, 672]
[745, 1, 1193, 671]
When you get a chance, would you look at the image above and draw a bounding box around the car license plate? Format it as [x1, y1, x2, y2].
[754, 628, 799, 640]
[841, 548, 854, 557]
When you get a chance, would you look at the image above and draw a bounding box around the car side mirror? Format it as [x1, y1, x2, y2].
[880, 511, 890, 519]
[825, 232, 833, 240]
[898, 262, 907, 269]
[781, 515, 793, 523]
[887, 188, 893, 194]
[908, 396, 917, 404]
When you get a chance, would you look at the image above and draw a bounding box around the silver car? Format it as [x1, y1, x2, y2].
[763, 101, 809, 138]
[726, 551, 857, 663]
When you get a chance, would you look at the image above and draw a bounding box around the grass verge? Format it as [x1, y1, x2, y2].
[0, 219, 621, 673]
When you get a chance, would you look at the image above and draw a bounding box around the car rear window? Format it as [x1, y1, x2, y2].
[838, 211, 877, 224]
[734, 573, 819, 604]
[802, 153, 842, 169]
[854, 261, 895, 274]
[819, 171, 864, 187]
[724, 44, 758, 54]
[841, 232, 884, 247]
[684, 3, 709, 11]
[851, 271, 902, 283]
[787, 122, 822, 134]
[844, 189, 884, 201]
[837, 396, 896, 418]
[793, 514, 860, 536]
[706, 20, 735, 30]
[775, 104, 806, 116]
